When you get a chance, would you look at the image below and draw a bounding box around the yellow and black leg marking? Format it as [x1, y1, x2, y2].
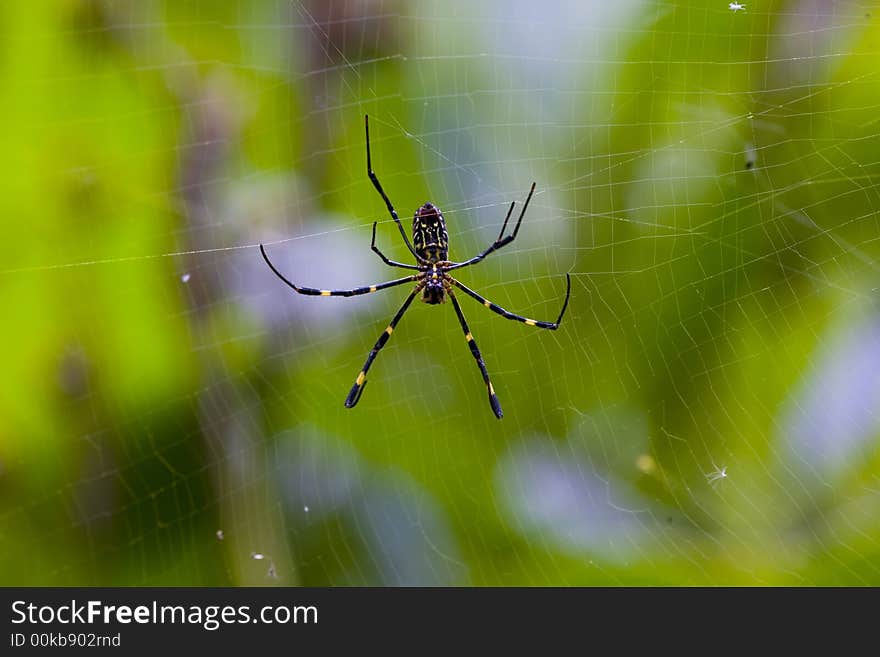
[448, 290, 503, 419]
[345, 286, 422, 408]
[449, 274, 571, 329]
[260, 244, 420, 297]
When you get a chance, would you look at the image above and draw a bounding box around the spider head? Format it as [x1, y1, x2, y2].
[421, 274, 446, 305]
[413, 202, 449, 263]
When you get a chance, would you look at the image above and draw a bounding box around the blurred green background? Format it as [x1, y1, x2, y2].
[2, 0, 880, 585]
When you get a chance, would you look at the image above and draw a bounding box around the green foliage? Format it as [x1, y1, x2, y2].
[2, 1, 879, 585]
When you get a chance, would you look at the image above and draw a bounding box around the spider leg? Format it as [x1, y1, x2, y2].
[365, 115, 428, 265]
[449, 274, 571, 329]
[345, 284, 423, 408]
[446, 182, 536, 272]
[260, 244, 421, 296]
[370, 222, 421, 270]
[448, 290, 503, 419]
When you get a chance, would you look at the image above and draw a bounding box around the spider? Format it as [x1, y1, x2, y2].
[259, 115, 571, 419]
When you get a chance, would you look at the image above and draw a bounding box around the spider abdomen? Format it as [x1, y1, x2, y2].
[413, 202, 448, 263]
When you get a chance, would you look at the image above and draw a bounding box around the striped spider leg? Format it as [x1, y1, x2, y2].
[260, 244, 426, 409]
[448, 290, 503, 418]
[444, 182, 536, 273]
[344, 281, 425, 408]
[449, 275, 571, 329]
[365, 115, 428, 268]
[447, 275, 571, 418]
[259, 244, 420, 298]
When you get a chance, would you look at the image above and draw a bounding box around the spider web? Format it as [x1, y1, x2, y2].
[3, 0, 880, 585]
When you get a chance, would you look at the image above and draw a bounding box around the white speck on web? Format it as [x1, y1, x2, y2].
[181, 273, 191, 283]
[705, 464, 729, 486]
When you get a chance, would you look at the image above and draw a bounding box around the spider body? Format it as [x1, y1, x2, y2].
[413, 202, 449, 264]
[413, 202, 451, 304]
[259, 115, 571, 419]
